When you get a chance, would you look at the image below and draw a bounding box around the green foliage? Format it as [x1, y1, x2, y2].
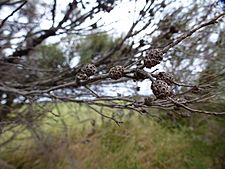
[1, 103, 225, 169]
[101, 124, 130, 153]
[36, 45, 65, 69]
[77, 33, 118, 64]
[130, 162, 140, 169]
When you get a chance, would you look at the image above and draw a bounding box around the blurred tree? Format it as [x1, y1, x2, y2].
[76, 32, 134, 72]
[36, 45, 66, 69]
[77, 33, 116, 64]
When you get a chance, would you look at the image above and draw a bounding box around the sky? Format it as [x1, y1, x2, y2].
[0, 0, 144, 34]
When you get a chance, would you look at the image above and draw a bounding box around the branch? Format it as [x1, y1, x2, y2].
[51, 0, 57, 27]
[57, 0, 77, 28]
[0, 73, 109, 95]
[0, 0, 25, 6]
[93, 1, 154, 66]
[87, 105, 123, 126]
[7, 0, 78, 62]
[0, 0, 27, 29]
[163, 11, 225, 52]
[84, 85, 100, 98]
[168, 97, 225, 116]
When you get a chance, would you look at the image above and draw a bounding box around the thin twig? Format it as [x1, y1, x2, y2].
[0, 0, 27, 29]
[163, 11, 225, 52]
[51, 0, 57, 27]
[84, 85, 100, 98]
[168, 97, 225, 115]
[87, 104, 123, 126]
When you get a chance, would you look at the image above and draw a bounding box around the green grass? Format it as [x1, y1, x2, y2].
[0, 103, 225, 169]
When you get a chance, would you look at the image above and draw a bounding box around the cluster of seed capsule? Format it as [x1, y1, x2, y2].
[76, 64, 125, 80]
[145, 49, 175, 99]
[76, 49, 175, 99]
